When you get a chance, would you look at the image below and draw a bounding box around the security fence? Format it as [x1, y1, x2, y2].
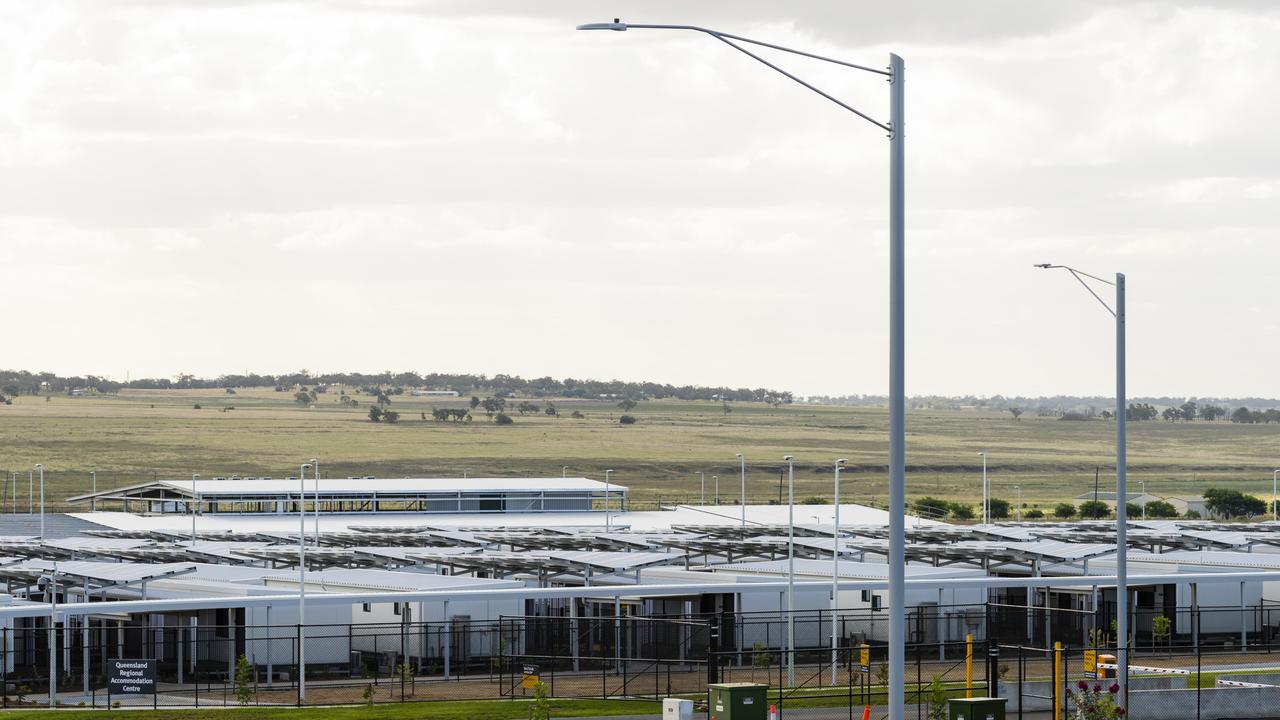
[6, 605, 1280, 718]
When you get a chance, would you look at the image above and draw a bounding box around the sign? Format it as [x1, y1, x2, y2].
[520, 663, 541, 689]
[108, 659, 156, 695]
[858, 644, 870, 673]
[1083, 649, 1097, 679]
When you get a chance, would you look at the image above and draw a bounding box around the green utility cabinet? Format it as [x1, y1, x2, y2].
[707, 683, 768, 720]
[948, 697, 1007, 720]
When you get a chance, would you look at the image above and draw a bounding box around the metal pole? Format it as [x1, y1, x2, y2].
[785, 455, 795, 687]
[979, 452, 988, 524]
[37, 465, 44, 541]
[714, 476, 719, 505]
[700, 472, 705, 505]
[604, 469, 613, 533]
[887, 51, 907, 720]
[1016, 485, 1021, 522]
[563, 466, 568, 478]
[1140, 480, 1146, 520]
[48, 566, 57, 707]
[1273, 470, 1278, 522]
[90, 472, 96, 512]
[1115, 272, 1128, 710]
[737, 453, 746, 529]
[191, 475, 199, 545]
[831, 458, 845, 685]
[298, 463, 310, 703]
[312, 459, 320, 545]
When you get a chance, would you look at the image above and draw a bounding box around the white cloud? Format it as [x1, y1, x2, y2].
[0, 1, 1278, 397]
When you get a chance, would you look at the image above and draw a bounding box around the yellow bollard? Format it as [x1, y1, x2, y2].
[1053, 641, 1064, 720]
[965, 633, 974, 698]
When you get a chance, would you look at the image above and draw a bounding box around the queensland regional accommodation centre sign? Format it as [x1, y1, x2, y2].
[108, 659, 157, 695]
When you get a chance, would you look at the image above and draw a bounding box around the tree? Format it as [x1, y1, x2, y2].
[619, 414, 638, 425]
[545, 404, 558, 417]
[617, 399, 637, 412]
[1151, 615, 1172, 654]
[1231, 407, 1256, 424]
[1199, 405, 1226, 422]
[570, 410, 585, 419]
[926, 676, 949, 720]
[1203, 488, 1266, 519]
[382, 409, 400, 423]
[1161, 406, 1179, 422]
[913, 497, 950, 518]
[1124, 502, 1142, 517]
[1054, 502, 1077, 519]
[234, 653, 255, 705]
[531, 680, 551, 720]
[368, 406, 383, 422]
[1079, 500, 1110, 519]
[516, 401, 540, 415]
[293, 391, 311, 406]
[470, 395, 481, 410]
[1008, 407, 1024, 421]
[1179, 400, 1198, 421]
[494, 412, 514, 425]
[988, 497, 1011, 519]
[1144, 500, 1178, 518]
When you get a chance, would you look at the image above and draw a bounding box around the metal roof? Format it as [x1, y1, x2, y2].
[69, 476, 626, 502]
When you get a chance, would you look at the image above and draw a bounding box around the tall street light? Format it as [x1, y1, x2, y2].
[1139, 480, 1146, 520]
[712, 476, 719, 505]
[35, 464, 44, 541]
[783, 454, 796, 687]
[978, 452, 988, 524]
[604, 469, 614, 533]
[1036, 262, 1128, 707]
[298, 462, 312, 703]
[830, 458, 847, 686]
[736, 453, 746, 530]
[1273, 470, 1279, 522]
[699, 471, 705, 505]
[576, 23, 906, 710]
[310, 458, 320, 545]
[190, 474, 200, 546]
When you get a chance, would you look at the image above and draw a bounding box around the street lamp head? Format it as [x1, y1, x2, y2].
[576, 19, 627, 31]
[783, 455, 793, 461]
[835, 458, 847, 467]
[1033, 263, 1055, 269]
[301, 463, 312, 470]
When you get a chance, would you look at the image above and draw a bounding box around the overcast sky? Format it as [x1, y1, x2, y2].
[2, 1, 1278, 397]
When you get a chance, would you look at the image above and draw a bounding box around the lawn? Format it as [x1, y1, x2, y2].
[1, 389, 1277, 513]
[0, 698, 659, 720]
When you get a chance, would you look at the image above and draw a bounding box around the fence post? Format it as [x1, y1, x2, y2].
[965, 634, 973, 698]
[1053, 641, 1063, 720]
[1017, 645, 1023, 720]
[1196, 642, 1201, 720]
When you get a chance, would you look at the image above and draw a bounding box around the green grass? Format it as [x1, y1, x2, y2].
[0, 698, 659, 720]
[2, 388, 1279, 512]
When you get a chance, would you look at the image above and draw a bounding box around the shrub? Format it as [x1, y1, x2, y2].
[494, 412, 514, 425]
[1024, 508, 1045, 519]
[949, 503, 974, 520]
[570, 410, 585, 419]
[193, 404, 202, 409]
[988, 497, 1011, 519]
[234, 653, 254, 705]
[1144, 500, 1178, 518]
[1053, 502, 1077, 519]
[619, 414, 638, 425]
[1079, 500, 1110, 519]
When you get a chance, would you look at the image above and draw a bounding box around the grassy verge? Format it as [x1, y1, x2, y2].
[0, 698, 659, 720]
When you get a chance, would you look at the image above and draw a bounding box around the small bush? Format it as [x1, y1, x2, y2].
[494, 412, 514, 425]
[619, 414, 638, 425]
[570, 410, 585, 419]
[193, 404, 202, 409]
[1024, 508, 1045, 519]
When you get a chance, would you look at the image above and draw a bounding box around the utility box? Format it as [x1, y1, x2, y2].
[708, 682, 768, 720]
[663, 698, 694, 720]
[1097, 654, 1116, 679]
[948, 697, 1007, 720]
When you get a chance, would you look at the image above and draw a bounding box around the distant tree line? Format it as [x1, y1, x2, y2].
[0, 369, 792, 404]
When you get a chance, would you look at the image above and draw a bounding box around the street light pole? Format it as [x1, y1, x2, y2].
[1140, 480, 1146, 520]
[604, 469, 614, 533]
[90, 471, 96, 512]
[784, 455, 795, 687]
[35, 464, 44, 541]
[831, 458, 847, 686]
[713, 476, 719, 505]
[1015, 485, 1022, 522]
[699, 471, 705, 505]
[190, 474, 199, 546]
[298, 462, 311, 703]
[575, 24, 905, 709]
[311, 458, 320, 545]
[978, 452, 988, 524]
[1273, 470, 1279, 522]
[562, 466, 568, 478]
[1036, 263, 1128, 708]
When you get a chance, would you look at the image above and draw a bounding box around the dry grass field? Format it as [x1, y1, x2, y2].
[1, 388, 1278, 512]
